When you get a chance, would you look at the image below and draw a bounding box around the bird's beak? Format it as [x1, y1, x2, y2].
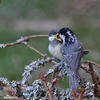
[56, 33, 62, 43]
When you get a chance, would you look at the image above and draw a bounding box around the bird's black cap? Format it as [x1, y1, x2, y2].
[58, 27, 74, 36]
[58, 27, 76, 44]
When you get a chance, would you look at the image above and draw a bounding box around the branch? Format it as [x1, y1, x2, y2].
[26, 44, 45, 57]
[93, 87, 100, 98]
[0, 34, 57, 65]
[80, 65, 90, 73]
[71, 88, 85, 100]
[3, 86, 16, 96]
[0, 79, 20, 100]
[88, 62, 100, 98]
[0, 35, 48, 48]
[82, 60, 100, 68]
[25, 44, 57, 64]
[40, 73, 53, 100]
[81, 64, 100, 85]
[88, 63, 98, 88]
[44, 77, 59, 100]
[50, 77, 59, 88]
[3, 86, 20, 100]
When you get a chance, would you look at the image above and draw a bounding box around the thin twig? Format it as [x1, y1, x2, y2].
[82, 60, 100, 68]
[40, 73, 53, 100]
[88, 63, 98, 88]
[3, 86, 20, 100]
[80, 65, 90, 73]
[88, 62, 100, 98]
[81, 65, 100, 85]
[0, 80, 20, 100]
[3, 86, 15, 96]
[78, 88, 85, 100]
[0, 34, 57, 64]
[0, 35, 48, 48]
[50, 77, 59, 88]
[25, 44, 57, 64]
[26, 44, 45, 57]
[44, 77, 59, 100]
[93, 86, 100, 98]
[71, 88, 85, 100]
[71, 91, 77, 100]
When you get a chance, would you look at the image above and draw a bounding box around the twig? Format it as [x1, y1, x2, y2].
[88, 62, 100, 98]
[96, 76, 100, 85]
[40, 73, 53, 100]
[26, 44, 45, 57]
[0, 34, 57, 64]
[25, 44, 57, 64]
[44, 77, 59, 100]
[80, 65, 90, 73]
[93, 86, 100, 98]
[50, 77, 59, 88]
[88, 63, 98, 88]
[81, 65, 100, 85]
[82, 60, 100, 68]
[0, 80, 20, 100]
[78, 88, 85, 100]
[71, 91, 77, 100]
[0, 35, 48, 48]
[3, 86, 15, 96]
[71, 88, 85, 100]
[3, 86, 20, 100]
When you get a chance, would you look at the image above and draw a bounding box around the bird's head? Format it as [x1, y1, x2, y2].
[48, 29, 62, 43]
[56, 27, 76, 45]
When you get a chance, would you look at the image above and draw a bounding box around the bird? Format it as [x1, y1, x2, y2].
[56, 27, 84, 91]
[48, 29, 63, 62]
[48, 28, 89, 90]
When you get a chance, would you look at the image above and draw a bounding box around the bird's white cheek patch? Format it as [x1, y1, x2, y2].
[48, 36, 55, 41]
[59, 35, 65, 40]
[59, 35, 65, 44]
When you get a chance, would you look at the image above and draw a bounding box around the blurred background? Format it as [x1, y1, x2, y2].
[0, 0, 100, 94]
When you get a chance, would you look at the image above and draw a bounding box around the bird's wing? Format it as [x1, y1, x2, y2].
[63, 51, 82, 74]
[63, 42, 83, 73]
[62, 43, 83, 91]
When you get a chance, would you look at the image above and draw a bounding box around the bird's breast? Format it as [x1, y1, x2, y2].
[48, 44, 63, 60]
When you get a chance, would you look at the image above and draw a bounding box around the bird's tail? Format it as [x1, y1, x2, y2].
[69, 74, 78, 91]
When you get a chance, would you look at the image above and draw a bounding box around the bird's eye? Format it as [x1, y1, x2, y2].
[56, 33, 63, 43]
